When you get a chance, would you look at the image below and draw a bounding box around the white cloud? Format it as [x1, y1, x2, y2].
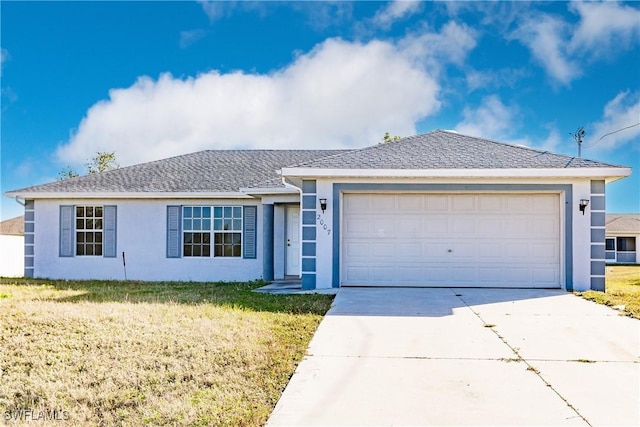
[454, 95, 519, 140]
[0, 48, 9, 76]
[569, 2, 640, 58]
[400, 21, 477, 71]
[57, 27, 478, 167]
[586, 91, 640, 153]
[512, 2, 639, 85]
[198, 0, 229, 22]
[372, 1, 422, 29]
[179, 29, 207, 48]
[512, 14, 579, 85]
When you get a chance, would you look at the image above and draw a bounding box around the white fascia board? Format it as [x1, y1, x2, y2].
[3, 191, 254, 200]
[239, 187, 299, 195]
[279, 167, 631, 181]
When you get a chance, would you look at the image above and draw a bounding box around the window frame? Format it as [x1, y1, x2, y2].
[181, 205, 243, 258]
[75, 205, 104, 257]
[616, 237, 637, 252]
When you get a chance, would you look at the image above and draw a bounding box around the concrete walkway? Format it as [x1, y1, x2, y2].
[268, 288, 639, 426]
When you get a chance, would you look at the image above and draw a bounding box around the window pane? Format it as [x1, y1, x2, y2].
[223, 219, 231, 230]
[233, 206, 242, 218]
[224, 206, 232, 217]
[606, 239, 615, 251]
[183, 206, 192, 218]
[224, 233, 232, 244]
[203, 245, 211, 257]
[202, 207, 211, 218]
[617, 237, 636, 252]
[214, 245, 222, 257]
[95, 245, 103, 256]
[203, 233, 211, 244]
[193, 219, 201, 230]
[214, 219, 222, 230]
[193, 245, 201, 256]
[95, 207, 103, 217]
[184, 245, 192, 256]
[194, 233, 202, 244]
[232, 219, 241, 231]
[184, 233, 193, 244]
[95, 233, 103, 243]
[214, 233, 222, 244]
[86, 207, 94, 217]
[86, 233, 94, 243]
[193, 206, 201, 218]
[232, 233, 241, 244]
[76, 219, 84, 230]
[184, 219, 192, 230]
[95, 219, 103, 230]
[224, 245, 232, 257]
[203, 219, 211, 230]
[214, 207, 222, 218]
[232, 245, 241, 257]
[77, 206, 85, 217]
[77, 233, 85, 243]
[77, 244, 84, 256]
[86, 245, 94, 256]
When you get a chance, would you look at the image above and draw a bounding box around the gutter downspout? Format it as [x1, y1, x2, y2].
[13, 196, 26, 206]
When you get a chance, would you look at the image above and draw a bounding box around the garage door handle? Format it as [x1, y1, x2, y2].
[448, 249, 453, 253]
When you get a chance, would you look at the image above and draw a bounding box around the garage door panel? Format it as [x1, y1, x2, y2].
[342, 193, 561, 288]
[425, 195, 449, 210]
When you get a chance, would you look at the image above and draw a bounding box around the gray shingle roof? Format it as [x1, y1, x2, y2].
[606, 214, 640, 233]
[289, 130, 624, 169]
[7, 130, 627, 196]
[9, 150, 347, 194]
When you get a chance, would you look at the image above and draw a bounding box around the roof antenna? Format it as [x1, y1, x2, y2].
[569, 127, 586, 157]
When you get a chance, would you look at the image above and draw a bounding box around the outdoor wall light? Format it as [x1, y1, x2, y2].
[319, 198, 327, 213]
[579, 199, 590, 215]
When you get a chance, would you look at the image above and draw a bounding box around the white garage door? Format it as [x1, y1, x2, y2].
[342, 193, 561, 288]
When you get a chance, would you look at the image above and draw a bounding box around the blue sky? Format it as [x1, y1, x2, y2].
[2, 1, 639, 221]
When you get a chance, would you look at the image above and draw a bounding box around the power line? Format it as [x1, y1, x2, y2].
[583, 122, 640, 147]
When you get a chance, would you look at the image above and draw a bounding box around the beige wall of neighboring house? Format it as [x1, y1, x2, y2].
[606, 214, 640, 264]
[0, 216, 24, 277]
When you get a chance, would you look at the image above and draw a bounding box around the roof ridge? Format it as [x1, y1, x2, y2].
[432, 129, 624, 168]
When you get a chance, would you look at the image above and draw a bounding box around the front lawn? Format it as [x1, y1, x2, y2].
[577, 265, 640, 318]
[0, 279, 334, 426]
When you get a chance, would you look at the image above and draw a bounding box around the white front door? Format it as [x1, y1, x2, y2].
[286, 206, 300, 276]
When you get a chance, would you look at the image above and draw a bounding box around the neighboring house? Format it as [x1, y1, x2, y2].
[4, 130, 631, 291]
[605, 214, 640, 264]
[0, 215, 25, 277]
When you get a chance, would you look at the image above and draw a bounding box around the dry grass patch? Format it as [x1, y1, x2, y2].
[577, 265, 640, 318]
[0, 279, 334, 426]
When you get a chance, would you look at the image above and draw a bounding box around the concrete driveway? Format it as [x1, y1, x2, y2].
[268, 288, 639, 426]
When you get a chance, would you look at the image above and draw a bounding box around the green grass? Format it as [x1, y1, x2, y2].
[577, 265, 640, 318]
[0, 278, 334, 426]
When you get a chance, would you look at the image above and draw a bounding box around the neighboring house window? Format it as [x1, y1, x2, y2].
[183, 206, 211, 257]
[605, 238, 616, 251]
[617, 237, 636, 252]
[213, 206, 242, 257]
[76, 206, 103, 256]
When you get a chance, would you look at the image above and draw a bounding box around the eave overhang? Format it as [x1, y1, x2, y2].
[279, 167, 632, 183]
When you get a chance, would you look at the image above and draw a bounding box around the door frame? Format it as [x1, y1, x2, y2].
[285, 205, 301, 277]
